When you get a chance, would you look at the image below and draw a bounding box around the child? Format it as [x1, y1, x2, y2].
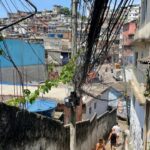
[96, 139, 106, 150]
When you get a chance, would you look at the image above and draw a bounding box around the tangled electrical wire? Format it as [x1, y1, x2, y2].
[73, 0, 134, 96]
[0, 0, 134, 102]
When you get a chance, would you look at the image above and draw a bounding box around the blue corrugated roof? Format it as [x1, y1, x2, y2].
[0, 39, 45, 68]
[27, 99, 57, 112]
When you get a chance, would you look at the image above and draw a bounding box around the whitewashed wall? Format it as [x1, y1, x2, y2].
[130, 95, 144, 150]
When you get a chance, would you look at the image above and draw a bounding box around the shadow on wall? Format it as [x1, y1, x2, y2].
[76, 110, 117, 150]
[0, 103, 70, 150]
[0, 103, 116, 150]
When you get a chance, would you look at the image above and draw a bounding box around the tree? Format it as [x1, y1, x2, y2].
[60, 7, 71, 16]
[6, 54, 78, 107]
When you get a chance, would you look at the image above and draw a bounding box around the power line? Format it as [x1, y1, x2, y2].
[0, 0, 37, 102]
[0, 0, 37, 32]
[73, 0, 133, 93]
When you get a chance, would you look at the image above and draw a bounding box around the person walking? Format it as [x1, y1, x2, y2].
[112, 123, 121, 145]
[96, 139, 106, 150]
[108, 129, 117, 150]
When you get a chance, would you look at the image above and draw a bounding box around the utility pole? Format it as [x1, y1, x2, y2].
[70, 106, 76, 150]
[64, 92, 80, 150]
[70, 1, 78, 149]
[71, 0, 78, 57]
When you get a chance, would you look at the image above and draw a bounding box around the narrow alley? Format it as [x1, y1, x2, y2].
[105, 119, 130, 150]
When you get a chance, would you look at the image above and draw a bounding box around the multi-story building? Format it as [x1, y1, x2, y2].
[126, 4, 140, 23]
[122, 20, 137, 65]
[44, 31, 72, 65]
[130, 0, 150, 149]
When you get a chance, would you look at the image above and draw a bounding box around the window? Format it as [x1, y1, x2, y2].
[128, 35, 134, 40]
[123, 24, 129, 32]
[134, 52, 138, 67]
[94, 102, 97, 109]
[89, 107, 92, 114]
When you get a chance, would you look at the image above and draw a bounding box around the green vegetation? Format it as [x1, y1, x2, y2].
[60, 7, 71, 16]
[6, 55, 77, 107]
[81, 16, 87, 21]
[59, 7, 84, 19]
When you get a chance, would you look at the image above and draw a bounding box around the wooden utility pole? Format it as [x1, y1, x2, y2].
[71, 0, 78, 57]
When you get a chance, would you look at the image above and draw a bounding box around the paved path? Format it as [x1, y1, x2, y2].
[105, 119, 129, 150]
[98, 64, 117, 84]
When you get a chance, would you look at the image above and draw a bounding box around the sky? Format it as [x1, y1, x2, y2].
[0, 0, 71, 18]
[32, 0, 71, 11]
[0, 0, 141, 18]
[32, 0, 140, 11]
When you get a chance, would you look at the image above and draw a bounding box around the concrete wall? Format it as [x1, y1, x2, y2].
[134, 22, 150, 40]
[130, 95, 144, 150]
[140, 0, 150, 26]
[145, 101, 150, 149]
[0, 103, 70, 150]
[76, 109, 117, 150]
[0, 103, 116, 150]
[1, 65, 46, 83]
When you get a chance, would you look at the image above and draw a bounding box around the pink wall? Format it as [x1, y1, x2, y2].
[123, 21, 137, 46]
